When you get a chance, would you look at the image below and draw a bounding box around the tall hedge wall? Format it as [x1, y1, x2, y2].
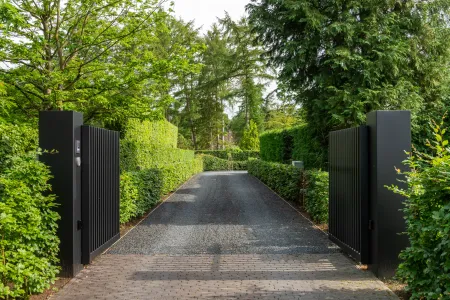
[119, 119, 203, 224]
[124, 119, 178, 150]
[260, 125, 325, 168]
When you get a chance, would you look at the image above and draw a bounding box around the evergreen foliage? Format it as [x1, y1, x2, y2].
[248, 0, 450, 146]
[260, 125, 325, 168]
[239, 120, 260, 150]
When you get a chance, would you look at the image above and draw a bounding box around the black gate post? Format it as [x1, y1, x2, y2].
[39, 111, 83, 277]
[367, 110, 411, 278]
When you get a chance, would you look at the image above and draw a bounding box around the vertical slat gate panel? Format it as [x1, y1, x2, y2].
[328, 126, 369, 263]
[81, 126, 120, 265]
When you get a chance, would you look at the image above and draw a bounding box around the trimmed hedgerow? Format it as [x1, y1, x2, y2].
[387, 119, 450, 299]
[248, 159, 301, 202]
[195, 149, 259, 161]
[259, 124, 325, 168]
[159, 157, 203, 195]
[201, 155, 248, 171]
[119, 119, 204, 224]
[248, 159, 329, 224]
[0, 152, 60, 299]
[124, 119, 177, 149]
[119, 169, 164, 223]
[303, 170, 329, 224]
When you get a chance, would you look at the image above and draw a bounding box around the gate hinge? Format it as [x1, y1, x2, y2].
[77, 220, 83, 230]
[368, 220, 374, 231]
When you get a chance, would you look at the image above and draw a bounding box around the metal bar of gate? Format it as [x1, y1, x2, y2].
[81, 126, 120, 264]
[328, 126, 369, 264]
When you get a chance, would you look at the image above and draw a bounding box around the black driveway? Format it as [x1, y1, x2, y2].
[109, 171, 338, 255]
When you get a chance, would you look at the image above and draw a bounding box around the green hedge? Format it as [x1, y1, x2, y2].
[259, 125, 325, 168]
[195, 150, 259, 161]
[120, 169, 163, 223]
[124, 119, 177, 149]
[303, 170, 329, 224]
[248, 159, 329, 224]
[119, 119, 204, 224]
[0, 152, 59, 299]
[201, 155, 247, 171]
[248, 159, 302, 202]
[388, 122, 450, 299]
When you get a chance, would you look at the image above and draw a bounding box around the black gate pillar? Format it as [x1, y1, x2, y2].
[39, 111, 83, 277]
[367, 110, 411, 278]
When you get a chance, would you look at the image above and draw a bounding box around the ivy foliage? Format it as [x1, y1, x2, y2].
[0, 152, 59, 299]
[260, 125, 325, 168]
[388, 119, 450, 299]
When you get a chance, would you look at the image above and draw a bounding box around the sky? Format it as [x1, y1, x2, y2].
[170, 0, 249, 32]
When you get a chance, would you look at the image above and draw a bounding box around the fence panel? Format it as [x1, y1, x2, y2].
[328, 126, 369, 263]
[81, 126, 120, 264]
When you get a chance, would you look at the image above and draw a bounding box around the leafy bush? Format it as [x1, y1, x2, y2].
[240, 120, 260, 150]
[0, 122, 37, 171]
[260, 124, 325, 168]
[119, 172, 139, 224]
[303, 170, 329, 224]
[201, 155, 248, 171]
[0, 152, 59, 299]
[388, 119, 450, 299]
[195, 150, 259, 160]
[248, 159, 301, 202]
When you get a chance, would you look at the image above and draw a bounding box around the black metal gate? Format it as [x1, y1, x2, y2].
[81, 125, 120, 264]
[328, 126, 369, 263]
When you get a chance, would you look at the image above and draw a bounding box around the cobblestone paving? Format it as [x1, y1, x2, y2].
[52, 172, 397, 299]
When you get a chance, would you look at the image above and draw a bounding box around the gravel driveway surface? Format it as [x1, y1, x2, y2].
[52, 171, 397, 300]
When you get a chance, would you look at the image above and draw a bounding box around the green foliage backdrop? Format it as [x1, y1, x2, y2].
[0, 150, 59, 297]
[119, 119, 203, 223]
[260, 125, 325, 168]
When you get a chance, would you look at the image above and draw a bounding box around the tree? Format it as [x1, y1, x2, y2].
[0, 0, 201, 126]
[240, 119, 260, 150]
[247, 0, 450, 147]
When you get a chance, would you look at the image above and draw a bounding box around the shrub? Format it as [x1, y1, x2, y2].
[201, 155, 248, 171]
[195, 150, 259, 161]
[124, 119, 177, 149]
[240, 120, 260, 150]
[202, 155, 228, 171]
[0, 152, 59, 299]
[388, 119, 450, 299]
[248, 160, 329, 224]
[119, 119, 203, 224]
[260, 124, 325, 168]
[159, 157, 203, 195]
[248, 159, 301, 202]
[303, 170, 329, 224]
[119, 172, 139, 224]
[0, 122, 37, 171]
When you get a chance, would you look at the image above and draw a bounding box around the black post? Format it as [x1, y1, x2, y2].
[367, 110, 411, 278]
[39, 111, 83, 277]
